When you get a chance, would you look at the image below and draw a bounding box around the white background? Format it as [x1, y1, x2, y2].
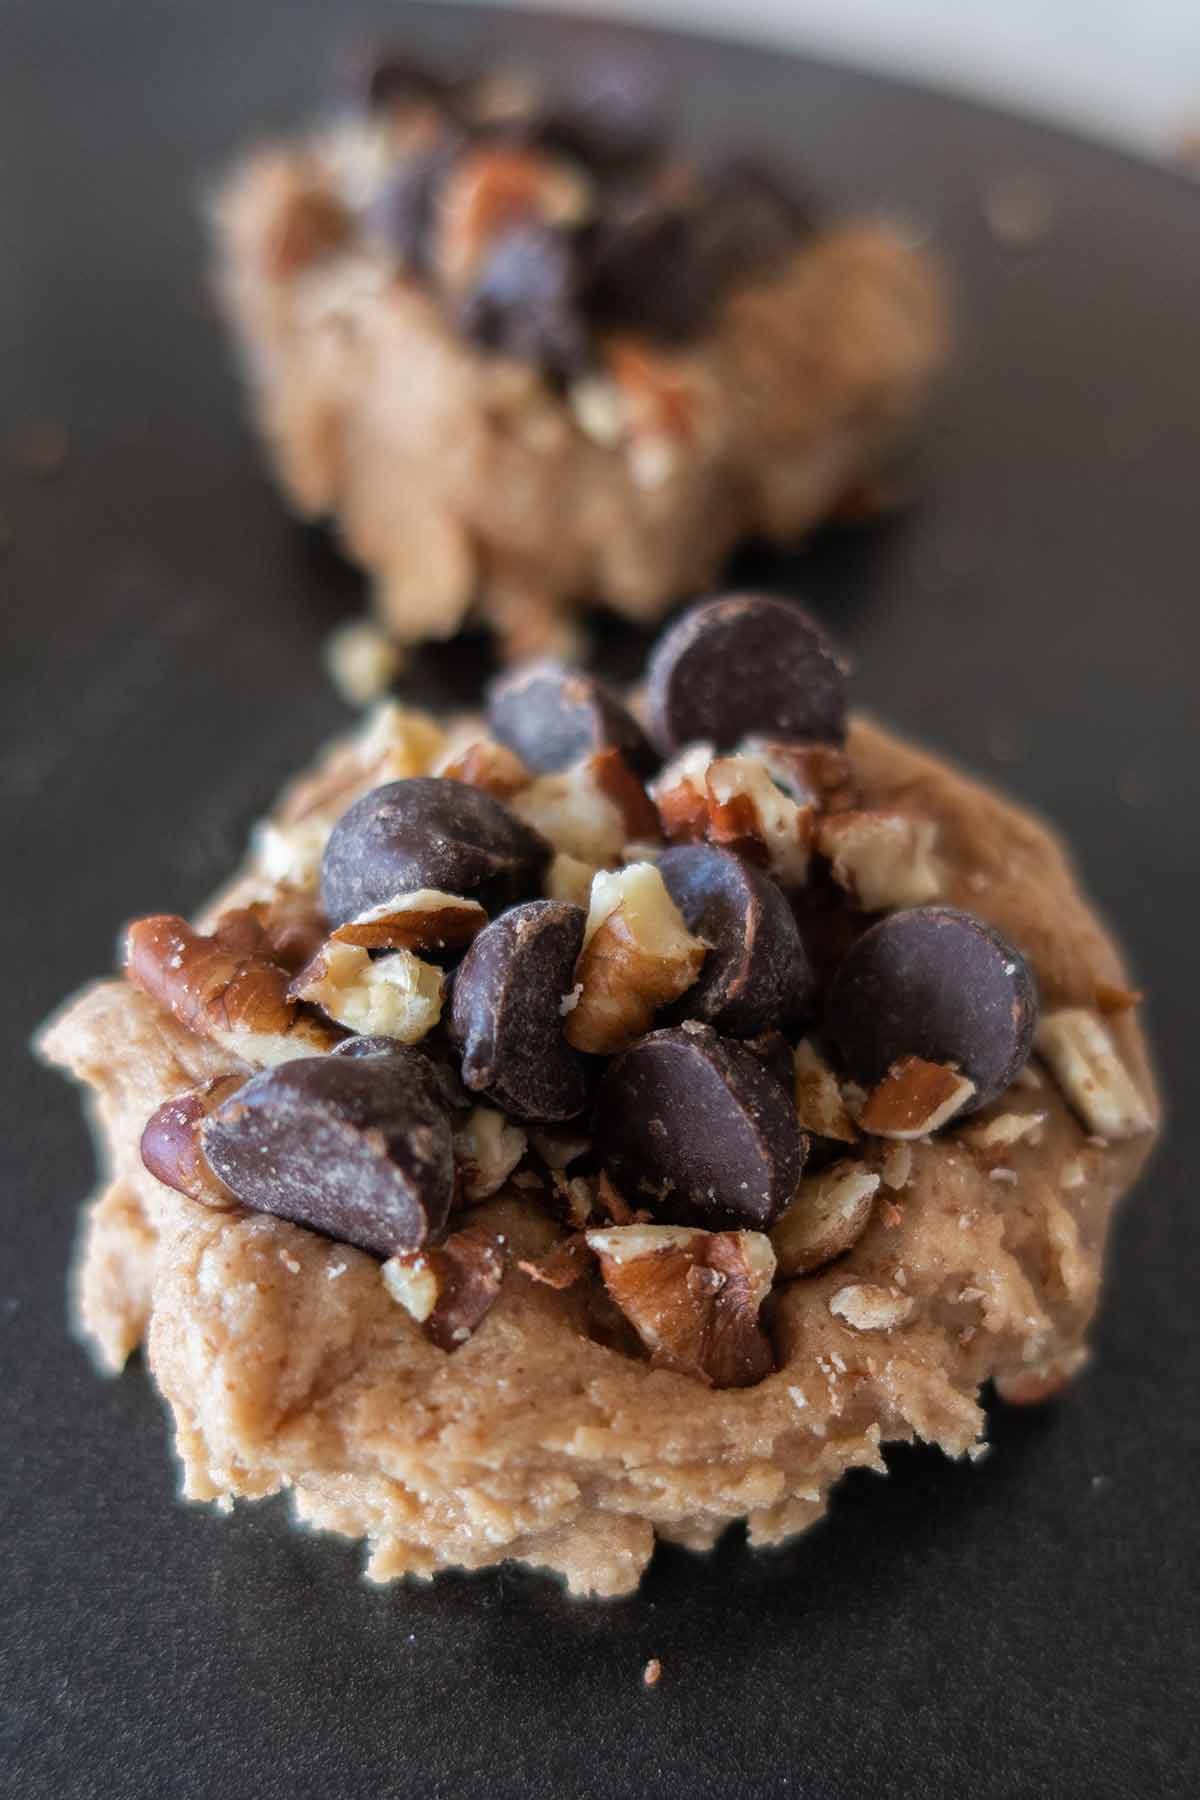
[461, 0, 1200, 158]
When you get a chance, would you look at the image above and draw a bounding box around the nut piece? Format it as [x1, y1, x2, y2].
[566, 864, 707, 1055]
[817, 810, 941, 911]
[741, 739, 859, 814]
[252, 816, 331, 892]
[771, 1161, 880, 1276]
[1036, 1009, 1154, 1141]
[354, 702, 448, 785]
[433, 737, 532, 800]
[585, 1224, 777, 1388]
[124, 913, 338, 1066]
[325, 619, 402, 708]
[517, 1234, 591, 1289]
[382, 1226, 506, 1350]
[513, 749, 657, 866]
[653, 749, 813, 889]
[454, 1105, 528, 1202]
[793, 1040, 859, 1146]
[328, 889, 488, 953]
[960, 1110, 1047, 1156]
[139, 1075, 246, 1208]
[244, 890, 329, 974]
[857, 1056, 977, 1139]
[828, 1282, 914, 1332]
[290, 941, 443, 1042]
[544, 851, 600, 909]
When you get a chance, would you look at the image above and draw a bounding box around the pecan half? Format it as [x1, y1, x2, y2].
[125, 913, 337, 1065]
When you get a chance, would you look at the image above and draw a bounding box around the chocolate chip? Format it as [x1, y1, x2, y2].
[645, 594, 848, 756]
[320, 777, 549, 928]
[366, 133, 465, 273]
[458, 223, 591, 380]
[825, 905, 1039, 1111]
[690, 158, 814, 282]
[331, 1034, 471, 1110]
[581, 195, 715, 341]
[449, 900, 592, 1122]
[657, 845, 812, 1036]
[486, 659, 656, 776]
[593, 1024, 806, 1228]
[202, 1052, 455, 1255]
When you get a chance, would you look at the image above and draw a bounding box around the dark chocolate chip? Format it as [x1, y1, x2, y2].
[331, 1034, 471, 1110]
[593, 1024, 806, 1228]
[202, 1053, 455, 1255]
[542, 55, 667, 171]
[645, 594, 848, 756]
[690, 158, 814, 282]
[449, 900, 592, 1122]
[320, 777, 549, 929]
[486, 659, 656, 776]
[581, 194, 716, 341]
[457, 222, 592, 381]
[366, 132, 465, 273]
[657, 844, 813, 1036]
[341, 47, 453, 117]
[825, 905, 1039, 1111]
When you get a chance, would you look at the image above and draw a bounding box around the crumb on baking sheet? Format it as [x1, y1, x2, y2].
[643, 1657, 663, 1688]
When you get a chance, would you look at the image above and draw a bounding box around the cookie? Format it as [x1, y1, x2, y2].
[40, 593, 1157, 1596]
[213, 52, 947, 661]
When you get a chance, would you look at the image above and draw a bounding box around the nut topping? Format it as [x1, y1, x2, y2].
[290, 941, 443, 1043]
[139, 1075, 246, 1208]
[453, 1105, 528, 1202]
[565, 863, 706, 1056]
[432, 737, 532, 799]
[383, 1226, 506, 1348]
[124, 913, 338, 1066]
[513, 751, 656, 866]
[828, 1283, 914, 1332]
[586, 1225, 777, 1387]
[1035, 1009, 1153, 1141]
[327, 889, 488, 953]
[792, 1040, 860, 1147]
[771, 1160, 880, 1277]
[817, 811, 941, 912]
[857, 1056, 977, 1139]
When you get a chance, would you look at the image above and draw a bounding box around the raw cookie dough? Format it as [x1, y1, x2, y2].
[41, 606, 1157, 1598]
[213, 55, 947, 658]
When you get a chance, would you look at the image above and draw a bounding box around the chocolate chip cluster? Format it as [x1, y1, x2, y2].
[131, 594, 1041, 1385]
[343, 49, 813, 378]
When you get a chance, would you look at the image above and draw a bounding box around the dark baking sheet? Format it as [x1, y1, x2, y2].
[3, 4, 1198, 1796]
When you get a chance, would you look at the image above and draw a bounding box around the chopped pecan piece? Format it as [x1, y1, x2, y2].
[290, 941, 443, 1042]
[1036, 1009, 1153, 1141]
[328, 889, 487, 954]
[585, 1225, 776, 1388]
[857, 1056, 976, 1139]
[382, 1227, 506, 1349]
[514, 751, 654, 865]
[792, 1039, 859, 1146]
[517, 1234, 591, 1290]
[566, 863, 706, 1055]
[125, 913, 337, 1066]
[828, 1282, 914, 1332]
[139, 1075, 246, 1208]
[771, 1161, 880, 1277]
[653, 748, 812, 888]
[433, 737, 532, 800]
[435, 144, 591, 292]
[817, 810, 941, 911]
[453, 1105, 527, 1202]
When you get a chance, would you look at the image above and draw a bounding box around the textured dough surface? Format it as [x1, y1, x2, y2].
[215, 145, 946, 654]
[40, 719, 1157, 1596]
